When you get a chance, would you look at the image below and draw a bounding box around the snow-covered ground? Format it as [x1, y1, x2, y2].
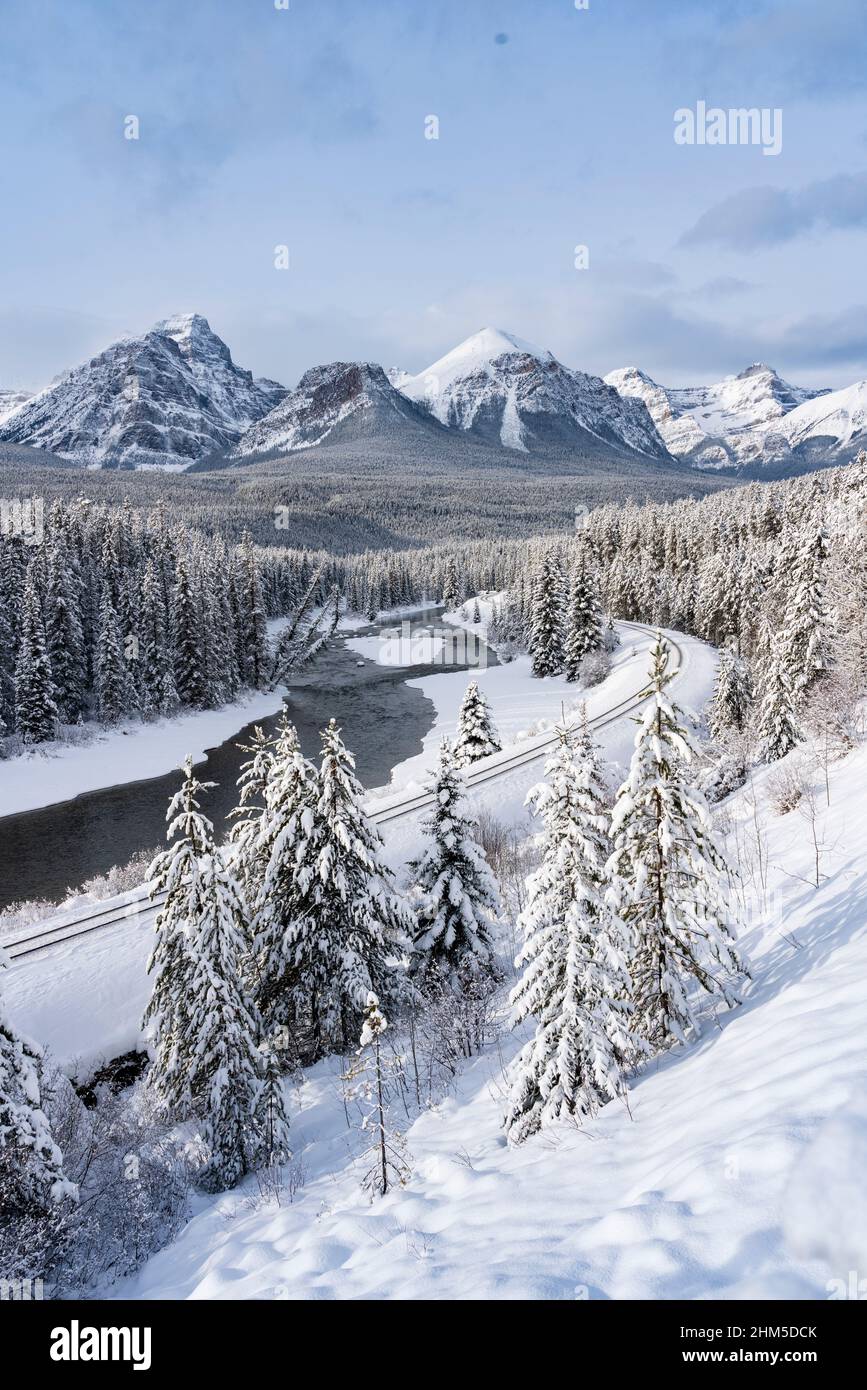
[103, 728, 867, 1301]
[0, 688, 289, 820]
[7, 625, 867, 1299]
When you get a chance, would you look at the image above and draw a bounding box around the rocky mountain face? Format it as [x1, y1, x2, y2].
[398, 328, 671, 460]
[604, 363, 841, 475]
[0, 314, 285, 468]
[231, 360, 447, 457]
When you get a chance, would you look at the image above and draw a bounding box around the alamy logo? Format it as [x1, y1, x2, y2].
[0, 1277, 43, 1300]
[50, 1321, 152, 1371]
[674, 101, 782, 156]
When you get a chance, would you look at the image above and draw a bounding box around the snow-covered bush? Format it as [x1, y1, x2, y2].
[0, 1068, 191, 1295]
[696, 747, 749, 805]
[577, 647, 612, 688]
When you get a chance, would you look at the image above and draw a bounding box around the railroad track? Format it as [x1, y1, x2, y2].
[4, 622, 681, 963]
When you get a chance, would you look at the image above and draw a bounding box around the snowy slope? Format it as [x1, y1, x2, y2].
[0, 314, 286, 468]
[773, 379, 867, 457]
[230, 360, 446, 457]
[400, 329, 671, 459]
[605, 363, 832, 474]
[111, 723, 867, 1300]
[0, 387, 33, 424]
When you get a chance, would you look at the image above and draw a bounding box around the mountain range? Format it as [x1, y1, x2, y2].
[1, 314, 865, 479]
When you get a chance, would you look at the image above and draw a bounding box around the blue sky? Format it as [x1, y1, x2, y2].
[1, 0, 866, 390]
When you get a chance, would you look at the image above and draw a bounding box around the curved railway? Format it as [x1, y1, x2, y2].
[4, 623, 681, 963]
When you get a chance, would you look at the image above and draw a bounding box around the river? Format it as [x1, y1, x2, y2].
[0, 611, 493, 911]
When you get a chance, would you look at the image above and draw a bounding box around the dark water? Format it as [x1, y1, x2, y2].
[0, 612, 494, 910]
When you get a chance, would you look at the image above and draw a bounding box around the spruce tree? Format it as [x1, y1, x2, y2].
[139, 555, 178, 717]
[144, 758, 263, 1189]
[239, 532, 269, 690]
[608, 634, 748, 1050]
[251, 1036, 293, 1170]
[143, 758, 218, 1117]
[756, 630, 802, 762]
[781, 526, 834, 705]
[442, 557, 460, 611]
[44, 532, 86, 724]
[15, 568, 58, 744]
[172, 554, 207, 709]
[505, 719, 638, 1143]
[707, 641, 753, 739]
[453, 681, 501, 766]
[409, 741, 501, 990]
[563, 550, 603, 681]
[94, 586, 133, 724]
[187, 842, 263, 1193]
[529, 553, 564, 677]
[261, 720, 413, 1058]
[248, 719, 318, 1043]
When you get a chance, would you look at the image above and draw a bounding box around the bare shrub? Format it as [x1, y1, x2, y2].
[75, 846, 158, 900]
[0, 897, 57, 937]
[766, 761, 807, 816]
[402, 967, 503, 1109]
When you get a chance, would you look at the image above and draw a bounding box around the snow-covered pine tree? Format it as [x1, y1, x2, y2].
[409, 741, 501, 991]
[563, 548, 603, 681]
[442, 557, 460, 612]
[248, 718, 318, 1045]
[142, 757, 218, 1118]
[780, 526, 835, 705]
[453, 680, 501, 766]
[707, 641, 753, 739]
[0, 944, 77, 1219]
[229, 723, 276, 898]
[44, 527, 86, 724]
[608, 634, 748, 1051]
[15, 566, 59, 744]
[756, 627, 802, 762]
[143, 757, 263, 1189]
[529, 553, 564, 677]
[505, 717, 638, 1144]
[238, 531, 269, 690]
[186, 838, 263, 1193]
[172, 555, 208, 710]
[251, 1035, 292, 1170]
[268, 720, 413, 1058]
[139, 555, 178, 717]
[94, 585, 134, 724]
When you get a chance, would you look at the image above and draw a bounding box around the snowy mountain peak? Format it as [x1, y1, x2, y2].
[154, 312, 226, 359]
[400, 333, 669, 459]
[0, 316, 286, 469]
[231, 359, 443, 458]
